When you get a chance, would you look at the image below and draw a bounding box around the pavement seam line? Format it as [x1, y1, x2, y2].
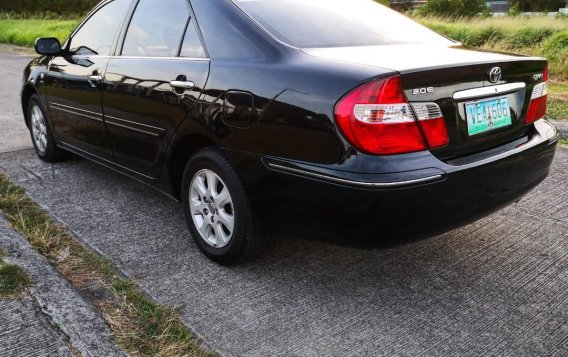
[26, 290, 83, 357]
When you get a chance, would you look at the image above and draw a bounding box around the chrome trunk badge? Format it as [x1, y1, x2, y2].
[489, 67, 502, 83]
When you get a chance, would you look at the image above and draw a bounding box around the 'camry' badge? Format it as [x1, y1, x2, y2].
[489, 67, 502, 83]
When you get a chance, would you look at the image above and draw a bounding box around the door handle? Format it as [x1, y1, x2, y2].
[170, 80, 195, 90]
[87, 74, 103, 88]
[88, 74, 103, 82]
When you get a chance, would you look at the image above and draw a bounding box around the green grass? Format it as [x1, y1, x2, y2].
[0, 19, 78, 47]
[549, 81, 568, 96]
[548, 81, 568, 120]
[0, 250, 31, 298]
[547, 97, 568, 120]
[0, 174, 211, 356]
[0, 265, 31, 297]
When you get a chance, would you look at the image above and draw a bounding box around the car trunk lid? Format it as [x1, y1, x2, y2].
[303, 45, 548, 160]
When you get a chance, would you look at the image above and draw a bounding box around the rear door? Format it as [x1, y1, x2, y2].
[103, 0, 209, 178]
[45, 0, 132, 160]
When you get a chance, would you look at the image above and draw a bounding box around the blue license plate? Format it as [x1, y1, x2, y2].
[465, 96, 512, 136]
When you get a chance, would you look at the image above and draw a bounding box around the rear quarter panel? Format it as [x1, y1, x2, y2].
[188, 0, 394, 165]
[195, 53, 394, 165]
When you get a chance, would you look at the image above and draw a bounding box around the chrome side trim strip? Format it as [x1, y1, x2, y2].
[50, 102, 102, 116]
[68, 55, 210, 61]
[267, 163, 444, 188]
[105, 120, 161, 137]
[453, 83, 526, 101]
[105, 115, 166, 132]
[49, 103, 103, 122]
[58, 141, 178, 201]
[59, 141, 157, 180]
[115, 56, 210, 61]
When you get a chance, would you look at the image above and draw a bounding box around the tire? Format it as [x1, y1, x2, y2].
[181, 147, 263, 265]
[27, 94, 66, 163]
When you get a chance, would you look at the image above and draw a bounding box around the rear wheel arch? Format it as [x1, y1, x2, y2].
[169, 134, 218, 199]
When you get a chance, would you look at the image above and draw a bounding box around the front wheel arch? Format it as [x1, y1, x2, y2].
[21, 84, 38, 128]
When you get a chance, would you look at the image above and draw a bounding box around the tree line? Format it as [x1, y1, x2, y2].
[0, 0, 101, 15]
[509, 0, 566, 12]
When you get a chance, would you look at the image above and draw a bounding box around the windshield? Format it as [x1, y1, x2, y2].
[231, 0, 453, 48]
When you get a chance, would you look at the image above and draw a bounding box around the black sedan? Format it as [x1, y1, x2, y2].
[22, 0, 557, 264]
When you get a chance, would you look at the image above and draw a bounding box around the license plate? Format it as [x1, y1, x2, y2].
[465, 96, 512, 136]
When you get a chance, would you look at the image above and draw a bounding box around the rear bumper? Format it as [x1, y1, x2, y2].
[231, 120, 558, 243]
[262, 120, 558, 190]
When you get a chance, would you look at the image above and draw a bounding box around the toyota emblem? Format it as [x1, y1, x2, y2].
[489, 67, 502, 83]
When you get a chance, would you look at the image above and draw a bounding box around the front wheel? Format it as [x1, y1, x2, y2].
[181, 147, 263, 265]
[27, 94, 66, 162]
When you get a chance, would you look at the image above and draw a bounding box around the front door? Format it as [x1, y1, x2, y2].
[44, 0, 131, 159]
[103, 0, 209, 178]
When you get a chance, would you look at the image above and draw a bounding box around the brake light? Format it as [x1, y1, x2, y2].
[525, 64, 548, 124]
[411, 103, 449, 148]
[334, 76, 448, 155]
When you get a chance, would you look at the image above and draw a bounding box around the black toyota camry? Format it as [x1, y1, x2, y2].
[22, 0, 557, 264]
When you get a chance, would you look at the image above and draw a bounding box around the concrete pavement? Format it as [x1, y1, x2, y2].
[1, 50, 568, 356]
[551, 119, 568, 139]
[0, 215, 127, 357]
[0, 296, 75, 357]
[0, 51, 34, 153]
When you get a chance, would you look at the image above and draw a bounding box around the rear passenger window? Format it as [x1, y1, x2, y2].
[122, 0, 190, 57]
[180, 21, 206, 58]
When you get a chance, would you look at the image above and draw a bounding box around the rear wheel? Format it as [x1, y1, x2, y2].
[27, 94, 65, 162]
[181, 147, 263, 265]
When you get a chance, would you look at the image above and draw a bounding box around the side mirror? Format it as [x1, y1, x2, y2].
[35, 38, 62, 56]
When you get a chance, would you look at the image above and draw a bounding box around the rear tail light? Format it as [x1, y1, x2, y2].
[411, 103, 449, 148]
[525, 64, 548, 124]
[334, 76, 449, 155]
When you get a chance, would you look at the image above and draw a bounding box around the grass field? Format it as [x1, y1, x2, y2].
[0, 19, 77, 47]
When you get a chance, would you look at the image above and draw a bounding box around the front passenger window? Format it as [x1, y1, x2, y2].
[69, 0, 130, 56]
[122, 0, 190, 57]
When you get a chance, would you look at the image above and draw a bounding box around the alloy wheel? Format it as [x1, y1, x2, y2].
[189, 169, 235, 248]
[30, 105, 48, 154]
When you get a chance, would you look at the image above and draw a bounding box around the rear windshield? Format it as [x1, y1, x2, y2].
[231, 0, 453, 48]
